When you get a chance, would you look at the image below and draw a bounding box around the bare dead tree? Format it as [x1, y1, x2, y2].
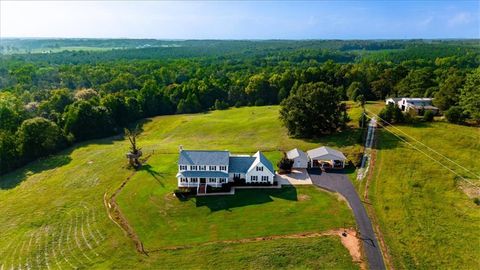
[125, 126, 142, 169]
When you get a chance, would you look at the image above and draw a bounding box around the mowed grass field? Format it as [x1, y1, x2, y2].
[370, 121, 480, 269]
[0, 106, 362, 269]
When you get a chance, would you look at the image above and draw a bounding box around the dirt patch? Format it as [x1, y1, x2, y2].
[458, 180, 480, 199]
[298, 194, 311, 201]
[340, 229, 366, 269]
[103, 154, 153, 255]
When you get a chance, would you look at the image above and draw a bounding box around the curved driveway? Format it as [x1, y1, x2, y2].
[308, 169, 385, 270]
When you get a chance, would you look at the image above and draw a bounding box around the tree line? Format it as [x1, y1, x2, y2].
[0, 40, 479, 174]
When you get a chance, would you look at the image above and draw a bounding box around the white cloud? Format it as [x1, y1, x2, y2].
[448, 12, 473, 27]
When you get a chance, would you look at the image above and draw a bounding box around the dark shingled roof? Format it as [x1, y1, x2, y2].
[228, 156, 256, 173]
[178, 150, 229, 166]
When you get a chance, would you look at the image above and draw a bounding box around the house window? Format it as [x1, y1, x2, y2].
[199, 165, 207, 171]
[261, 176, 269, 182]
[256, 166, 263, 171]
[219, 178, 226, 183]
[219, 166, 227, 171]
[190, 165, 197, 170]
[190, 178, 198, 183]
[180, 178, 187, 183]
[209, 165, 217, 171]
[179, 165, 187, 170]
[209, 178, 216, 183]
[251, 176, 258, 181]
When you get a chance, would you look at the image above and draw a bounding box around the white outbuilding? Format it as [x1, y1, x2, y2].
[307, 146, 347, 169]
[286, 148, 309, 168]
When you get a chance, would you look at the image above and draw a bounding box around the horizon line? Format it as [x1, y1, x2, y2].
[1, 36, 479, 41]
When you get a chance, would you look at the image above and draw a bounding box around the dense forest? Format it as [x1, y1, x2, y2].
[0, 39, 479, 174]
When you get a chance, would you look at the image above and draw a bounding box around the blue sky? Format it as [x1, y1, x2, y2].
[1, 1, 479, 39]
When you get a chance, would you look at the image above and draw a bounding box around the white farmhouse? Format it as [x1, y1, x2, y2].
[385, 97, 402, 106]
[385, 97, 439, 115]
[176, 148, 275, 194]
[286, 148, 309, 168]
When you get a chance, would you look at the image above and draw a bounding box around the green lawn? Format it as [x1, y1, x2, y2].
[370, 121, 480, 269]
[137, 236, 358, 270]
[0, 106, 360, 269]
[118, 153, 353, 249]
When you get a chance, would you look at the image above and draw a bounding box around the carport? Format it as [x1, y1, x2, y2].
[307, 146, 346, 169]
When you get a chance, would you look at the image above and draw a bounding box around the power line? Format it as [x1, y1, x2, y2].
[366, 108, 480, 179]
[365, 114, 479, 188]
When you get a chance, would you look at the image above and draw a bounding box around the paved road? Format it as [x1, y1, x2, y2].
[308, 169, 386, 270]
[357, 117, 377, 180]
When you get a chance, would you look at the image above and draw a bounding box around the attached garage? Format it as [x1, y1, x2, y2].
[307, 146, 347, 169]
[286, 148, 309, 168]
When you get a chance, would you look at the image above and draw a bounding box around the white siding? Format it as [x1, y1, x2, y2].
[245, 162, 274, 184]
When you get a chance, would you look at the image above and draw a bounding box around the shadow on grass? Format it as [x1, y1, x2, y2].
[140, 164, 166, 187]
[301, 127, 364, 148]
[0, 132, 125, 189]
[0, 154, 72, 190]
[195, 186, 298, 212]
[0, 118, 156, 190]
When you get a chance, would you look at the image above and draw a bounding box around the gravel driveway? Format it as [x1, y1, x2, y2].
[308, 169, 385, 270]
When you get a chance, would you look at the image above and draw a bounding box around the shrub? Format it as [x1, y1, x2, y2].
[393, 108, 405, 123]
[445, 106, 466, 124]
[254, 99, 265, 106]
[404, 112, 417, 124]
[214, 99, 229, 110]
[234, 101, 243, 108]
[474, 198, 480, 206]
[423, 110, 435, 122]
[346, 151, 363, 167]
[379, 103, 404, 124]
[378, 106, 393, 123]
[277, 152, 294, 174]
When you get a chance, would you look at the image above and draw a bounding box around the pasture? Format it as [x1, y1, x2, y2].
[370, 121, 480, 269]
[0, 105, 362, 269]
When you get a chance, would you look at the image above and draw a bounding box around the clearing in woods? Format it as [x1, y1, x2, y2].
[0, 105, 367, 269]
